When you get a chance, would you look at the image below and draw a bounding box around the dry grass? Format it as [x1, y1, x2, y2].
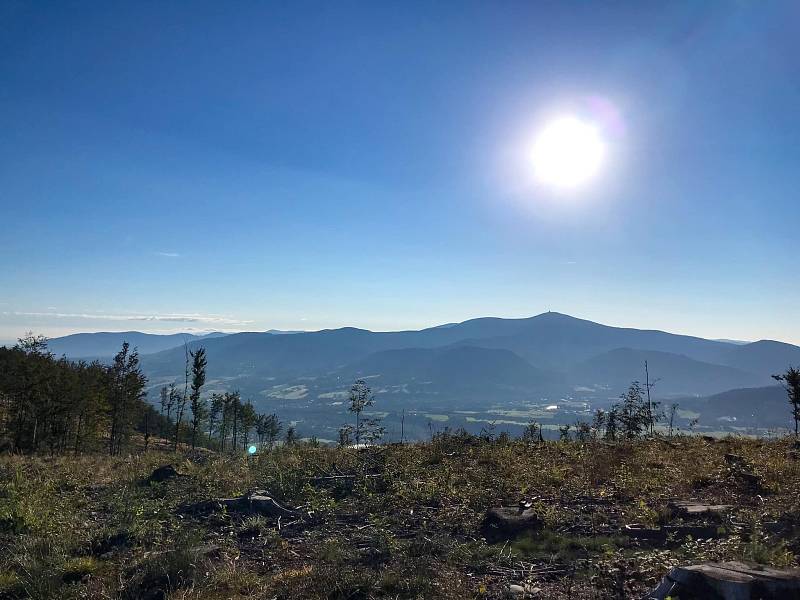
[1, 435, 799, 599]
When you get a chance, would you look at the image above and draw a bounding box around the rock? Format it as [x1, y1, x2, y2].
[507, 584, 525, 596]
[644, 561, 800, 599]
[148, 464, 181, 483]
[669, 501, 732, 519]
[480, 506, 543, 542]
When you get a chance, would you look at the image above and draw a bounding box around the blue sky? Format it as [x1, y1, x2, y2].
[1, 1, 799, 344]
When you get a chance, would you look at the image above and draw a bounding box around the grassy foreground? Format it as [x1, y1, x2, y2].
[1, 435, 799, 599]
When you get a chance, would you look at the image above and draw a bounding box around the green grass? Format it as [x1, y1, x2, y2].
[1, 436, 799, 599]
[512, 530, 627, 561]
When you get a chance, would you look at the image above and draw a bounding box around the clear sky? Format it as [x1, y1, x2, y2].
[1, 1, 799, 344]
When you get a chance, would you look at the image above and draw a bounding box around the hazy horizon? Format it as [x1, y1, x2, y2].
[10, 308, 800, 349]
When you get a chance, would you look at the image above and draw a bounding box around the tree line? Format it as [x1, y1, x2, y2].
[0, 334, 290, 455]
[0, 333, 160, 454]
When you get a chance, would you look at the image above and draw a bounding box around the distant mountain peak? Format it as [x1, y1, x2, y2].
[532, 311, 585, 321]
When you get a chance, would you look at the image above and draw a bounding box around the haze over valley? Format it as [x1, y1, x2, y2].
[42, 312, 800, 441]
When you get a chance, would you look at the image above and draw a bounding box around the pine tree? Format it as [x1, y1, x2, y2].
[173, 343, 191, 451]
[264, 413, 282, 450]
[159, 386, 168, 437]
[239, 401, 257, 452]
[189, 347, 208, 449]
[107, 343, 146, 455]
[208, 393, 223, 446]
[346, 379, 384, 446]
[285, 425, 297, 446]
[773, 367, 800, 437]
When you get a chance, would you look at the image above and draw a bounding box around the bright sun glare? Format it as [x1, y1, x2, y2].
[531, 116, 606, 190]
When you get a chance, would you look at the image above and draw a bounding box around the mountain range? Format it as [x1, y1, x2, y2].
[41, 312, 800, 437]
[46, 331, 230, 359]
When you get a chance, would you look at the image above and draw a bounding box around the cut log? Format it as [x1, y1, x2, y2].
[644, 561, 800, 599]
[213, 490, 298, 519]
[669, 501, 732, 519]
[505, 583, 542, 597]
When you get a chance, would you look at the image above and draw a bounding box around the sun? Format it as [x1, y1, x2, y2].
[531, 116, 606, 190]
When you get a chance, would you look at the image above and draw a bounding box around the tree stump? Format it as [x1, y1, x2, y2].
[148, 464, 182, 483]
[668, 500, 732, 520]
[644, 561, 800, 599]
[480, 506, 543, 542]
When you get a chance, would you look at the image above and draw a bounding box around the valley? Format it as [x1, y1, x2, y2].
[46, 312, 800, 440]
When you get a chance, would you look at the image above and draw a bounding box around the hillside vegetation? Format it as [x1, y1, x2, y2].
[2, 435, 799, 599]
[34, 314, 800, 441]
